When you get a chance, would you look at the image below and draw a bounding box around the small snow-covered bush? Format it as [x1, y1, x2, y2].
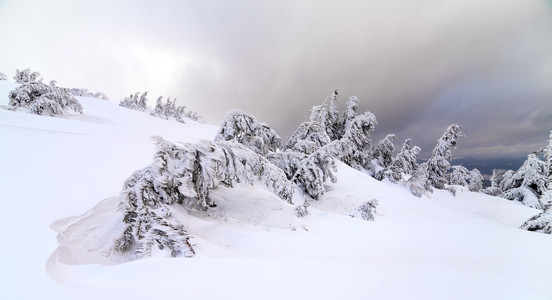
[0, 72, 7, 81]
[8, 73, 83, 116]
[349, 199, 379, 221]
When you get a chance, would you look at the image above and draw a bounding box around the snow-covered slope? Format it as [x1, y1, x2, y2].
[1, 80, 551, 300]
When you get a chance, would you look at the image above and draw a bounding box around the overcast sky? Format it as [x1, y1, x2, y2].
[1, 0, 551, 159]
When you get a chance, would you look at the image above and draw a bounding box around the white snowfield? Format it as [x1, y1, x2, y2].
[0, 80, 551, 300]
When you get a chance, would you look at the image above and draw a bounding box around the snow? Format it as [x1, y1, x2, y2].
[1, 80, 551, 299]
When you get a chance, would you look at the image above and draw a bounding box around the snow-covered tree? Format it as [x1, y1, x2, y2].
[120, 92, 149, 111]
[385, 139, 421, 182]
[342, 96, 359, 133]
[115, 139, 295, 258]
[152, 96, 167, 119]
[339, 112, 378, 170]
[286, 121, 331, 154]
[0, 72, 7, 80]
[8, 74, 83, 116]
[427, 124, 464, 190]
[483, 169, 506, 196]
[215, 110, 281, 156]
[13, 68, 41, 84]
[326, 89, 341, 140]
[266, 150, 307, 179]
[468, 168, 483, 192]
[67, 88, 109, 100]
[499, 154, 548, 209]
[371, 134, 396, 178]
[291, 140, 346, 201]
[448, 165, 470, 186]
[407, 162, 433, 197]
[499, 170, 515, 191]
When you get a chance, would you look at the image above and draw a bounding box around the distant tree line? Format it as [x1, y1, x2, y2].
[119, 91, 200, 123]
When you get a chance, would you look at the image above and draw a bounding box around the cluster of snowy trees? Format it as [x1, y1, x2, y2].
[483, 131, 552, 234]
[120, 92, 200, 123]
[67, 87, 108, 100]
[8, 69, 83, 116]
[112, 91, 552, 258]
[115, 138, 294, 257]
[114, 90, 494, 258]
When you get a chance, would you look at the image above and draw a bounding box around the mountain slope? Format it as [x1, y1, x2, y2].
[1, 80, 551, 300]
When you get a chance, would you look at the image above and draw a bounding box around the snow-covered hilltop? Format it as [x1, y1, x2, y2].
[1, 78, 551, 299]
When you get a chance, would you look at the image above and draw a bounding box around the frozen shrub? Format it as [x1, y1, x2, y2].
[8, 70, 82, 116]
[349, 199, 379, 221]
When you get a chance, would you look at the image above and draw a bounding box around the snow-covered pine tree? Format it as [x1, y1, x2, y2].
[291, 140, 346, 201]
[468, 168, 483, 192]
[120, 92, 148, 111]
[152, 96, 168, 119]
[499, 170, 515, 191]
[499, 154, 548, 209]
[386, 139, 421, 182]
[13, 68, 41, 84]
[266, 150, 308, 179]
[326, 89, 341, 140]
[427, 124, 464, 190]
[339, 112, 378, 170]
[407, 162, 433, 197]
[372, 134, 396, 179]
[342, 96, 359, 133]
[447, 165, 470, 186]
[483, 169, 506, 196]
[0, 72, 7, 80]
[519, 131, 552, 234]
[214, 110, 282, 156]
[115, 138, 294, 258]
[286, 120, 331, 154]
[8, 70, 83, 116]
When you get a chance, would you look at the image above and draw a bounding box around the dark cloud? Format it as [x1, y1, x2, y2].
[1, 0, 551, 159]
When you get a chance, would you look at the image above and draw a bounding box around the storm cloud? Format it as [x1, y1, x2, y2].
[1, 0, 551, 159]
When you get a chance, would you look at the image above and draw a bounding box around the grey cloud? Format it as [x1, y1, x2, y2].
[0, 0, 551, 159]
